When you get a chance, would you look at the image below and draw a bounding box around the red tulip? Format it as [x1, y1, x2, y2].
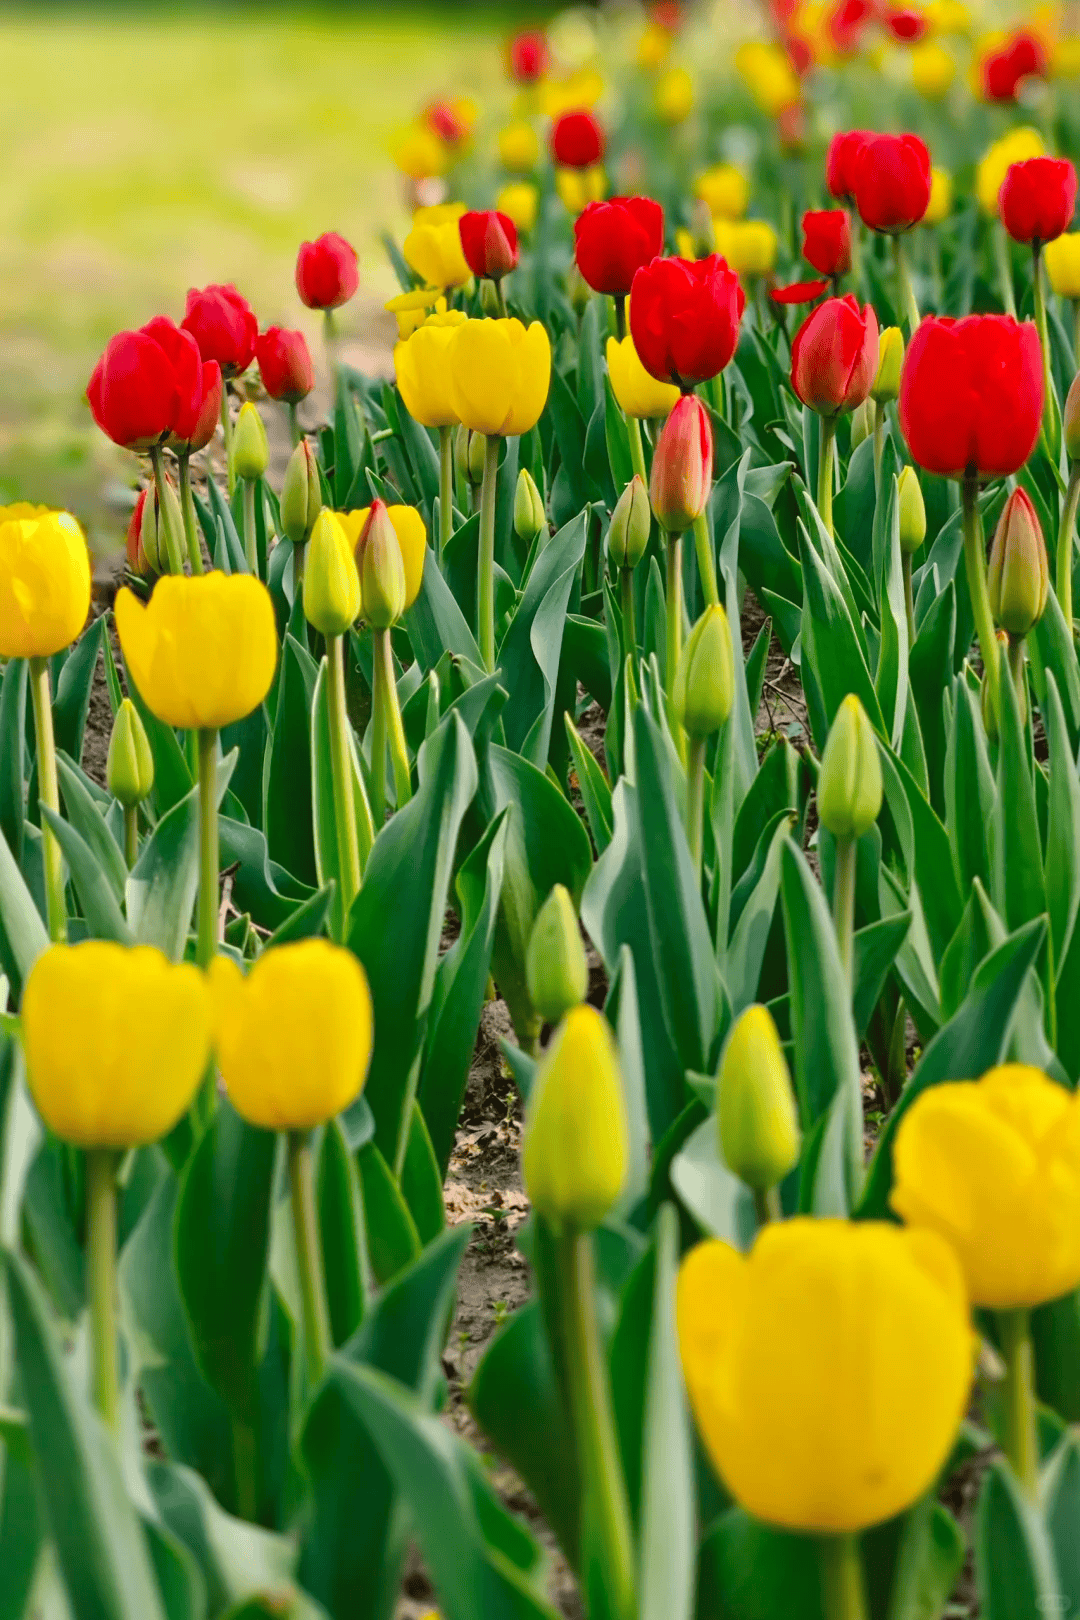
[829, 0, 875, 55]
[899, 314, 1043, 479]
[777, 101, 809, 153]
[87, 319, 202, 451]
[629, 255, 745, 387]
[791, 294, 879, 416]
[981, 29, 1047, 101]
[852, 133, 931, 233]
[574, 196, 664, 297]
[509, 29, 548, 83]
[886, 7, 928, 41]
[425, 100, 468, 145]
[651, 0, 685, 28]
[825, 130, 870, 201]
[650, 394, 713, 532]
[256, 328, 315, 403]
[770, 278, 830, 305]
[1000, 157, 1078, 246]
[459, 210, 519, 280]
[175, 360, 222, 454]
[551, 110, 605, 170]
[295, 232, 359, 311]
[801, 209, 852, 277]
[181, 284, 257, 378]
[785, 34, 814, 76]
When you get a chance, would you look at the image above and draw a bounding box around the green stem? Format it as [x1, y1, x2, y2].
[326, 634, 362, 924]
[820, 1533, 869, 1620]
[29, 657, 65, 942]
[902, 551, 915, 647]
[177, 453, 204, 574]
[620, 566, 637, 665]
[752, 1185, 782, 1225]
[691, 509, 720, 606]
[493, 279, 509, 318]
[149, 445, 185, 575]
[288, 1130, 332, 1387]
[962, 474, 1001, 730]
[221, 385, 235, 498]
[478, 433, 500, 672]
[1058, 462, 1080, 634]
[288, 401, 300, 448]
[997, 1307, 1039, 1496]
[994, 223, 1017, 318]
[665, 531, 684, 695]
[374, 627, 412, 812]
[324, 310, 337, 415]
[231, 1417, 258, 1522]
[833, 834, 857, 987]
[686, 735, 706, 877]
[86, 1149, 119, 1433]
[885, 996, 908, 1104]
[873, 402, 885, 483]
[438, 424, 454, 564]
[817, 416, 837, 537]
[626, 413, 648, 487]
[893, 233, 920, 333]
[614, 294, 627, 340]
[123, 805, 138, 870]
[196, 729, 219, 970]
[242, 478, 258, 575]
[1007, 637, 1029, 729]
[1032, 244, 1062, 463]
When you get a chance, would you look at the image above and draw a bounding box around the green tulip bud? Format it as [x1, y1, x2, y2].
[232, 402, 269, 482]
[106, 697, 154, 809]
[870, 326, 904, 404]
[280, 438, 322, 547]
[1066, 373, 1080, 463]
[467, 430, 487, 486]
[817, 693, 883, 841]
[849, 398, 873, 452]
[674, 604, 735, 738]
[514, 468, 546, 546]
[358, 500, 406, 630]
[608, 475, 651, 569]
[140, 473, 183, 574]
[987, 487, 1048, 638]
[304, 508, 361, 635]
[897, 466, 926, 556]
[526, 883, 588, 1025]
[522, 1004, 628, 1230]
[717, 1004, 801, 1193]
[454, 423, 473, 488]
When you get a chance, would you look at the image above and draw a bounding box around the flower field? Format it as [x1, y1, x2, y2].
[4, 4, 1080, 1619]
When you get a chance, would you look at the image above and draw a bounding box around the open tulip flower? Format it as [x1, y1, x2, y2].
[801, 208, 851, 279]
[899, 314, 1043, 480]
[446, 316, 550, 438]
[0, 506, 91, 659]
[574, 195, 664, 300]
[630, 254, 745, 387]
[181, 283, 257, 378]
[88, 317, 204, 451]
[404, 203, 471, 290]
[606, 333, 680, 418]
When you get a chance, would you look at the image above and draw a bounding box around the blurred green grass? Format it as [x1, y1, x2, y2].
[0, 7, 513, 537]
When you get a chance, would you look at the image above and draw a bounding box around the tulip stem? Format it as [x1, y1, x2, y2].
[962, 474, 1001, 732]
[817, 417, 837, 537]
[558, 1230, 637, 1620]
[686, 735, 706, 877]
[326, 634, 362, 925]
[231, 1418, 258, 1523]
[832, 834, 857, 987]
[149, 445, 185, 575]
[994, 224, 1017, 319]
[220, 386, 236, 498]
[820, 1533, 868, 1620]
[29, 657, 65, 943]
[242, 478, 258, 576]
[1032, 244, 1062, 463]
[374, 628, 412, 814]
[438, 425, 454, 563]
[893, 234, 919, 334]
[753, 1185, 782, 1225]
[1057, 462, 1080, 634]
[626, 414, 648, 488]
[123, 806, 138, 870]
[288, 402, 301, 448]
[613, 295, 627, 341]
[619, 566, 637, 665]
[998, 1307, 1039, 1496]
[1007, 637, 1027, 713]
[86, 1149, 120, 1434]
[176, 454, 204, 575]
[196, 729, 219, 973]
[665, 531, 684, 694]
[288, 1130, 332, 1388]
[478, 433, 500, 672]
[692, 509, 720, 607]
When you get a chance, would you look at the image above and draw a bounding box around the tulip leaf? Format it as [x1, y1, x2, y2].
[355, 1140, 421, 1287]
[1031, 585, 1080, 757]
[1044, 1430, 1080, 1608]
[218, 816, 315, 933]
[263, 883, 335, 950]
[862, 1496, 965, 1620]
[991, 659, 1046, 934]
[405, 541, 484, 673]
[548, 366, 589, 511]
[603, 376, 634, 494]
[124, 674, 193, 821]
[264, 633, 318, 888]
[40, 807, 132, 945]
[52, 614, 106, 769]
[883, 739, 964, 965]
[309, 657, 374, 945]
[56, 754, 128, 904]
[498, 508, 587, 770]
[670, 1116, 758, 1250]
[724, 812, 791, 1015]
[0, 1403, 45, 1620]
[400, 1102, 444, 1246]
[697, 1508, 824, 1620]
[0, 657, 27, 869]
[976, 1457, 1060, 1618]
[316, 1119, 367, 1348]
[944, 676, 996, 898]
[126, 786, 200, 961]
[852, 912, 912, 1042]
[0, 824, 49, 990]
[907, 582, 956, 817]
[1043, 671, 1080, 978]
[564, 712, 613, 855]
[1033, 1288, 1080, 1424]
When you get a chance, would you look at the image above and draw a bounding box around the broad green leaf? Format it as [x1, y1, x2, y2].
[310, 659, 374, 945]
[945, 677, 995, 897]
[1033, 1289, 1080, 1423]
[53, 615, 106, 768]
[874, 471, 909, 752]
[0, 824, 49, 991]
[56, 755, 127, 904]
[124, 672, 193, 821]
[724, 812, 791, 1014]
[1044, 1430, 1080, 1609]
[405, 543, 484, 672]
[908, 582, 956, 817]
[317, 1121, 366, 1349]
[605, 944, 652, 1216]
[264, 634, 317, 887]
[126, 789, 199, 961]
[0, 658, 27, 868]
[697, 1508, 823, 1620]
[1045, 671, 1080, 976]
[863, 1497, 965, 1620]
[991, 660, 1045, 933]
[40, 808, 132, 944]
[975, 1457, 1060, 1618]
[399, 1102, 444, 1246]
[852, 914, 912, 1042]
[797, 523, 882, 747]
[638, 1205, 695, 1620]
[355, 1140, 421, 1286]
[670, 1116, 757, 1250]
[499, 510, 587, 769]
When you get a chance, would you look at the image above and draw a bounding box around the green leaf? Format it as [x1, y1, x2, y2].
[797, 522, 883, 747]
[873, 472, 909, 752]
[697, 1509, 823, 1620]
[125, 787, 200, 961]
[400, 1102, 444, 1246]
[852, 913, 911, 1042]
[908, 582, 955, 817]
[1044, 1430, 1080, 1609]
[0, 1400, 45, 1620]
[124, 672, 193, 822]
[724, 812, 791, 1015]
[355, 1139, 421, 1286]
[864, 1497, 965, 1620]
[316, 1120, 366, 1348]
[0, 824, 49, 990]
[975, 1457, 1060, 1618]
[0, 658, 27, 869]
[945, 677, 996, 897]
[57, 755, 127, 904]
[53, 615, 106, 767]
[499, 510, 587, 769]
[639, 1204, 695, 1620]
[1033, 1289, 1080, 1423]
[1044, 671, 1080, 977]
[406, 543, 485, 672]
[264, 885, 335, 949]
[991, 659, 1046, 932]
[670, 1116, 758, 1248]
[41, 807, 133, 944]
[264, 634, 318, 887]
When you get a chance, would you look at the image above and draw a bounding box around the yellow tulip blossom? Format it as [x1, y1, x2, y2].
[694, 164, 749, 221]
[1051, 34, 1080, 78]
[390, 124, 448, 181]
[1045, 232, 1080, 298]
[339, 504, 426, 610]
[923, 166, 953, 226]
[21, 942, 212, 1148]
[891, 1064, 1080, 1309]
[677, 1219, 974, 1533]
[385, 289, 446, 341]
[304, 510, 360, 636]
[403, 203, 470, 290]
[542, 68, 605, 119]
[0, 507, 91, 660]
[498, 120, 540, 173]
[606, 335, 680, 419]
[522, 1004, 629, 1230]
[210, 940, 373, 1132]
[910, 40, 956, 96]
[655, 67, 694, 124]
[394, 309, 468, 429]
[976, 127, 1045, 217]
[674, 228, 698, 261]
[638, 20, 674, 69]
[447, 318, 551, 437]
[555, 164, 607, 217]
[735, 41, 802, 117]
[925, 0, 971, 34]
[496, 182, 539, 234]
[114, 572, 277, 730]
[713, 219, 778, 276]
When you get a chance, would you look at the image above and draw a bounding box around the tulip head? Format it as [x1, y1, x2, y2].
[0, 508, 92, 660]
[232, 402, 269, 483]
[605, 335, 680, 420]
[791, 295, 879, 417]
[304, 509, 361, 636]
[394, 309, 468, 431]
[649, 394, 713, 533]
[999, 156, 1078, 246]
[404, 205, 471, 291]
[138, 476, 183, 575]
[447, 318, 551, 437]
[712, 220, 778, 278]
[514, 468, 546, 546]
[356, 500, 407, 630]
[630, 254, 744, 387]
[851, 132, 932, 234]
[459, 210, 519, 282]
[280, 438, 323, 548]
[256, 326, 314, 404]
[181, 283, 257, 378]
[1045, 233, 1080, 299]
[498, 120, 541, 173]
[899, 314, 1043, 480]
[987, 486, 1048, 637]
[693, 163, 748, 220]
[575, 196, 665, 298]
[525, 884, 589, 1025]
[897, 466, 927, 555]
[674, 604, 735, 738]
[341, 503, 426, 613]
[496, 182, 539, 235]
[521, 1004, 628, 1230]
[976, 127, 1045, 218]
[608, 475, 651, 569]
[126, 491, 152, 577]
[801, 208, 852, 278]
[1066, 372, 1080, 460]
[870, 326, 905, 403]
[107, 698, 154, 809]
[296, 231, 359, 311]
[717, 1005, 801, 1192]
[817, 694, 883, 841]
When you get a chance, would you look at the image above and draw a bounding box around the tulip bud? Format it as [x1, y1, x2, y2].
[674, 605, 735, 738]
[650, 395, 713, 533]
[897, 466, 926, 556]
[1065, 373, 1080, 463]
[521, 1004, 629, 1230]
[357, 500, 406, 630]
[304, 508, 361, 635]
[280, 438, 322, 547]
[717, 1004, 801, 1193]
[817, 693, 883, 841]
[232, 402, 269, 482]
[126, 490, 152, 577]
[106, 697, 154, 809]
[525, 884, 589, 1025]
[988, 486, 1049, 638]
[608, 475, 651, 569]
[140, 474, 183, 574]
[514, 468, 546, 545]
[467, 429, 487, 486]
[454, 423, 474, 487]
[849, 399, 873, 452]
[870, 326, 904, 404]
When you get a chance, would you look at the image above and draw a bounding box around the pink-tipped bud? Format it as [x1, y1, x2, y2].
[988, 486, 1049, 638]
[649, 394, 713, 533]
[356, 498, 406, 630]
[126, 490, 152, 576]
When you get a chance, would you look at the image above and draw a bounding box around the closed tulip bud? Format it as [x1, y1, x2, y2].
[522, 1004, 629, 1230]
[817, 693, 883, 841]
[339, 503, 425, 612]
[675, 605, 735, 738]
[988, 486, 1048, 637]
[141, 474, 183, 575]
[304, 509, 360, 636]
[849, 398, 873, 451]
[454, 423, 475, 487]
[125, 490, 152, 577]
[467, 429, 487, 485]
[232, 402, 269, 482]
[1065, 373, 1080, 462]
[280, 438, 322, 547]
[870, 326, 904, 403]
[898, 466, 927, 555]
[514, 468, 546, 545]
[608, 475, 651, 569]
[106, 698, 154, 809]
[357, 500, 407, 630]
[650, 394, 713, 533]
[526, 884, 588, 1025]
[717, 1005, 801, 1192]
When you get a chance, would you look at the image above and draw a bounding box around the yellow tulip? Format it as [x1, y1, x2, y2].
[693, 164, 749, 221]
[447, 318, 551, 437]
[0, 507, 91, 660]
[976, 127, 1045, 217]
[925, 0, 971, 34]
[403, 204, 470, 290]
[496, 182, 539, 234]
[114, 572, 277, 731]
[655, 67, 694, 124]
[713, 219, 778, 276]
[210, 940, 373, 1131]
[735, 41, 802, 116]
[638, 20, 674, 69]
[21, 942, 212, 1148]
[339, 504, 426, 611]
[542, 68, 605, 119]
[1051, 35, 1080, 78]
[606, 335, 680, 419]
[498, 120, 540, 173]
[394, 309, 468, 429]
[304, 510, 360, 636]
[390, 124, 449, 181]
[677, 1219, 974, 1533]
[674, 228, 697, 260]
[385, 289, 446, 340]
[923, 166, 953, 226]
[891, 1064, 1080, 1309]
[910, 40, 956, 95]
[1045, 233, 1080, 298]
[555, 164, 607, 217]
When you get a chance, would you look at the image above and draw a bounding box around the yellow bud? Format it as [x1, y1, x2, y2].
[521, 1004, 629, 1230]
[280, 439, 322, 547]
[717, 1005, 801, 1192]
[232, 402, 269, 482]
[525, 884, 588, 1025]
[987, 487, 1048, 638]
[608, 475, 651, 569]
[339, 503, 426, 612]
[897, 466, 926, 556]
[357, 501, 407, 630]
[106, 697, 154, 809]
[817, 694, 883, 841]
[870, 327, 904, 403]
[304, 509, 361, 636]
[675, 605, 735, 738]
[514, 468, 546, 545]
[1045, 234, 1080, 301]
[849, 399, 873, 452]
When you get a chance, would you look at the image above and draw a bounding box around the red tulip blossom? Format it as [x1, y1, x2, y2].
[650, 394, 713, 532]
[295, 232, 359, 311]
[886, 7, 928, 41]
[551, 110, 605, 170]
[828, 0, 875, 55]
[770, 278, 830, 305]
[459, 210, 519, 281]
[651, 0, 686, 29]
[852, 132, 931, 233]
[791, 295, 879, 416]
[88, 318, 203, 451]
[630, 255, 745, 387]
[981, 29, 1047, 102]
[181, 284, 257, 378]
[785, 34, 814, 76]
[256, 328, 315, 404]
[899, 314, 1043, 479]
[425, 100, 468, 145]
[509, 30, 548, 83]
[1000, 157, 1078, 246]
[574, 197, 664, 297]
[802, 209, 852, 277]
[826, 130, 870, 201]
[174, 360, 222, 454]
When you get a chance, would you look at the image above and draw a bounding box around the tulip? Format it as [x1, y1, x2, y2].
[1000, 157, 1078, 247]
[605, 335, 680, 419]
[693, 163, 748, 220]
[126, 490, 152, 577]
[550, 109, 605, 169]
[522, 1004, 628, 1229]
[897, 465, 927, 620]
[910, 39, 955, 95]
[107, 697, 154, 865]
[629, 255, 745, 387]
[232, 402, 268, 484]
[825, 130, 870, 202]
[979, 28, 1047, 101]
[923, 166, 953, 226]
[345, 502, 416, 820]
[498, 121, 540, 173]
[1044, 232, 1080, 299]
[459, 210, 518, 290]
[716, 1005, 801, 1212]
[138, 473, 183, 576]
[280, 438, 323, 557]
[675, 604, 735, 867]
[514, 468, 546, 547]
[654, 66, 694, 124]
[304, 509, 360, 637]
[792, 296, 878, 535]
[574, 196, 664, 304]
[555, 165, 608, 218]
[390, 124, 448, 183]
[608, 474, 651, 571]
[849, 399, 872, 452]
[987, 485, 1048, 642]
[650, 394, 715, 706]
[769, 277, 830, 307]
[404, 204, 471, 291]
[87, 319, 202, 452]
[424, 97, 474, 147]
[295, 231, 359, 310]
[870, 326, 904, 402]
[525, 884, 589, 1025]
[355, 502, 406, 632]
[734, 40, 801, 114]
[818, 693, 882, 978]
[181, 283, 257, 378]
[801, 208, 851, 278]
[394, 309, 467, 433]
[976, 128, 1045, 218]
[712, 220, 778, 277]
[496, 182, 539, 234]
[339, 506, 425, 614]
[509, 28, 548, 83]
[256, 326, 314, 416]
[172, 359, 222, 457]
